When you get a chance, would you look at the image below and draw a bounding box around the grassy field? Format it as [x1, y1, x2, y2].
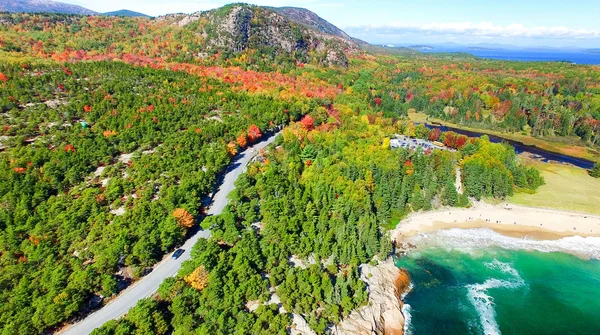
[509, 159, 600, 215]
[407, 111, 600, 163]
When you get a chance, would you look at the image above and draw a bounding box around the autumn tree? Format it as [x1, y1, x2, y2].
[227, 142, 238, 156]
[248, 124, 262, 142]
[173, 208, 194, 228]
[184, 266, 209, 291]
[300, 115, 315, 130]
[237, 133, 248, 148]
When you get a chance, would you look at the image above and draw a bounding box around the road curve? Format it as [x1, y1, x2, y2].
[59, 131, 281, 335]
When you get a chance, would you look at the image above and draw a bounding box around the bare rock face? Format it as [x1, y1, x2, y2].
[164, 4, 356, 67]
[291, 314, 317, 335]
[332, 258, 408, 335]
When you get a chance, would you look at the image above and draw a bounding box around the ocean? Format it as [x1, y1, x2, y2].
[396, 229, 600, 335]
[419, 47, 600, 65]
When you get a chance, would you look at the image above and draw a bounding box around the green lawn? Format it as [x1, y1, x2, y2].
[509, 160, 600, 215]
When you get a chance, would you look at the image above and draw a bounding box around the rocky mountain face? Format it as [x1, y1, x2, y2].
[0, 0, 97, 15]
[164, 4, 361, 67]
[267, 6, 351, 40]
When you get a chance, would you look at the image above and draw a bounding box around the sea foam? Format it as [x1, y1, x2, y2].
[401, 303, 413, 335]
[466, 260, 525, 335]
[406, 228, 600, 260]
[401, 283, 414, 335]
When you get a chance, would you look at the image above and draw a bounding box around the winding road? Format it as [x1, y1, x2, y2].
[59, 131, 281, 335]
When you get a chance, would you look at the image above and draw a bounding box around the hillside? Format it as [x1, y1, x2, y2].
[267, 6, 351, 40]
[0, 0, 96, 15]
[103, 9, 150, 17]
[163, 4, 361, 67]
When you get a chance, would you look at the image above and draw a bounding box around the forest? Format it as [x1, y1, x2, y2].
[343, 55, 600, 147]
[0, 10, 573, 335]
[90, 109, 543, 335]
[0, 57, 329, 333]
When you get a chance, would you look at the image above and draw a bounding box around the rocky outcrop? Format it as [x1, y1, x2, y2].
[332, 258, 409, 335]
[165, 4, 357, 67]
[291, 314, 317, 335]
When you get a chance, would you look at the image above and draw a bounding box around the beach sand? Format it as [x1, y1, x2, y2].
[392, 202, 600, 242]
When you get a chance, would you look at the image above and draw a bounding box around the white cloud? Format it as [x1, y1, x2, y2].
[345, 21, 600, 40]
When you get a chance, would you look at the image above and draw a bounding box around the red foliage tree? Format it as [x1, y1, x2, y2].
[247, 124, 262, 142]
[443, 132, 457, 148]
[0, 72, 7, 82]
[64, 144, 76, 153]
[428, 128, 441, 141]
[455, 135, 467, 149]
[443, 132, 468, 149]
[374, 97, 382, 106]
[83, 105, 92, 112]
[300, 115, 315, 130]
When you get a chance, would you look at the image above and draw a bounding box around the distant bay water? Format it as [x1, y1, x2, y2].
[418, 47, 600, 65]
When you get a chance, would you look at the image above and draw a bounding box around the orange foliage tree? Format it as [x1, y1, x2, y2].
[184, 265, 209, 291]
[172, 208, 194, 228]
[236, 133, 248, 148]
[0, 72, 7, 82]
[103, 130, 117, 138]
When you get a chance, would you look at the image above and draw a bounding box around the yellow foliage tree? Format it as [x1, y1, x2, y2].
[185, 266, 209, 291]
[173, 208, 194, 228]
[381, 137, 390, 149]
[226, 142, 238, 156]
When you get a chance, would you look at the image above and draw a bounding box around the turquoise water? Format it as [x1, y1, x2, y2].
[397, 231, 600, 335]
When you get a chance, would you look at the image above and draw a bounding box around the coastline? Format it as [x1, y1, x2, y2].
[387, 203, 600, 334]
[335, 203, 600, 335]
[391, 202, 600, 242]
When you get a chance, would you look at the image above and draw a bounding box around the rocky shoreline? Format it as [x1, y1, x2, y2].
[332, 258, 411, 335]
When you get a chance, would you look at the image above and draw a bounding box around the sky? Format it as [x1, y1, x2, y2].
[65, 0, 600, 48]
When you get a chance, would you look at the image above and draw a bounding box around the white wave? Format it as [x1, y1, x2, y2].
[402, 303, 413, 335]
[466, 261, 525, 335]
[401, 282, 415, 300]
[400, 282, 414, 335]
[485, 259, 523, 282]
[406, 228, 600, 260]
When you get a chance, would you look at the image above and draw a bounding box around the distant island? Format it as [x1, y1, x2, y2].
[466, 46, 503, 51]
[585, 49, 600, 54]
[408, 45, 435, 50]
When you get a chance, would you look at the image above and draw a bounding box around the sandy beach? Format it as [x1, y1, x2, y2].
[392, 202, 600, 242]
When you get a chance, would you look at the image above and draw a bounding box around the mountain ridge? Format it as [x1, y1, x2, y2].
[1, 0, 150, 17]
[102, 9, 150, 17]
[0, 0, 97, 15]
[160, 3, 361, 67]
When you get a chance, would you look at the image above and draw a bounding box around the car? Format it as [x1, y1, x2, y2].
[171, 249, 185, 259]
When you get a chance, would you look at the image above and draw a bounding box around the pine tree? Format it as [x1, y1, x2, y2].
[443, 178, 458, 206]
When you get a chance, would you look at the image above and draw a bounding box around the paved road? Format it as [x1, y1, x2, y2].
[59, 132, 281, 335]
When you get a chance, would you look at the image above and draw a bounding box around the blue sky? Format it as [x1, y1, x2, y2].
[67, 0, 600, 47]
